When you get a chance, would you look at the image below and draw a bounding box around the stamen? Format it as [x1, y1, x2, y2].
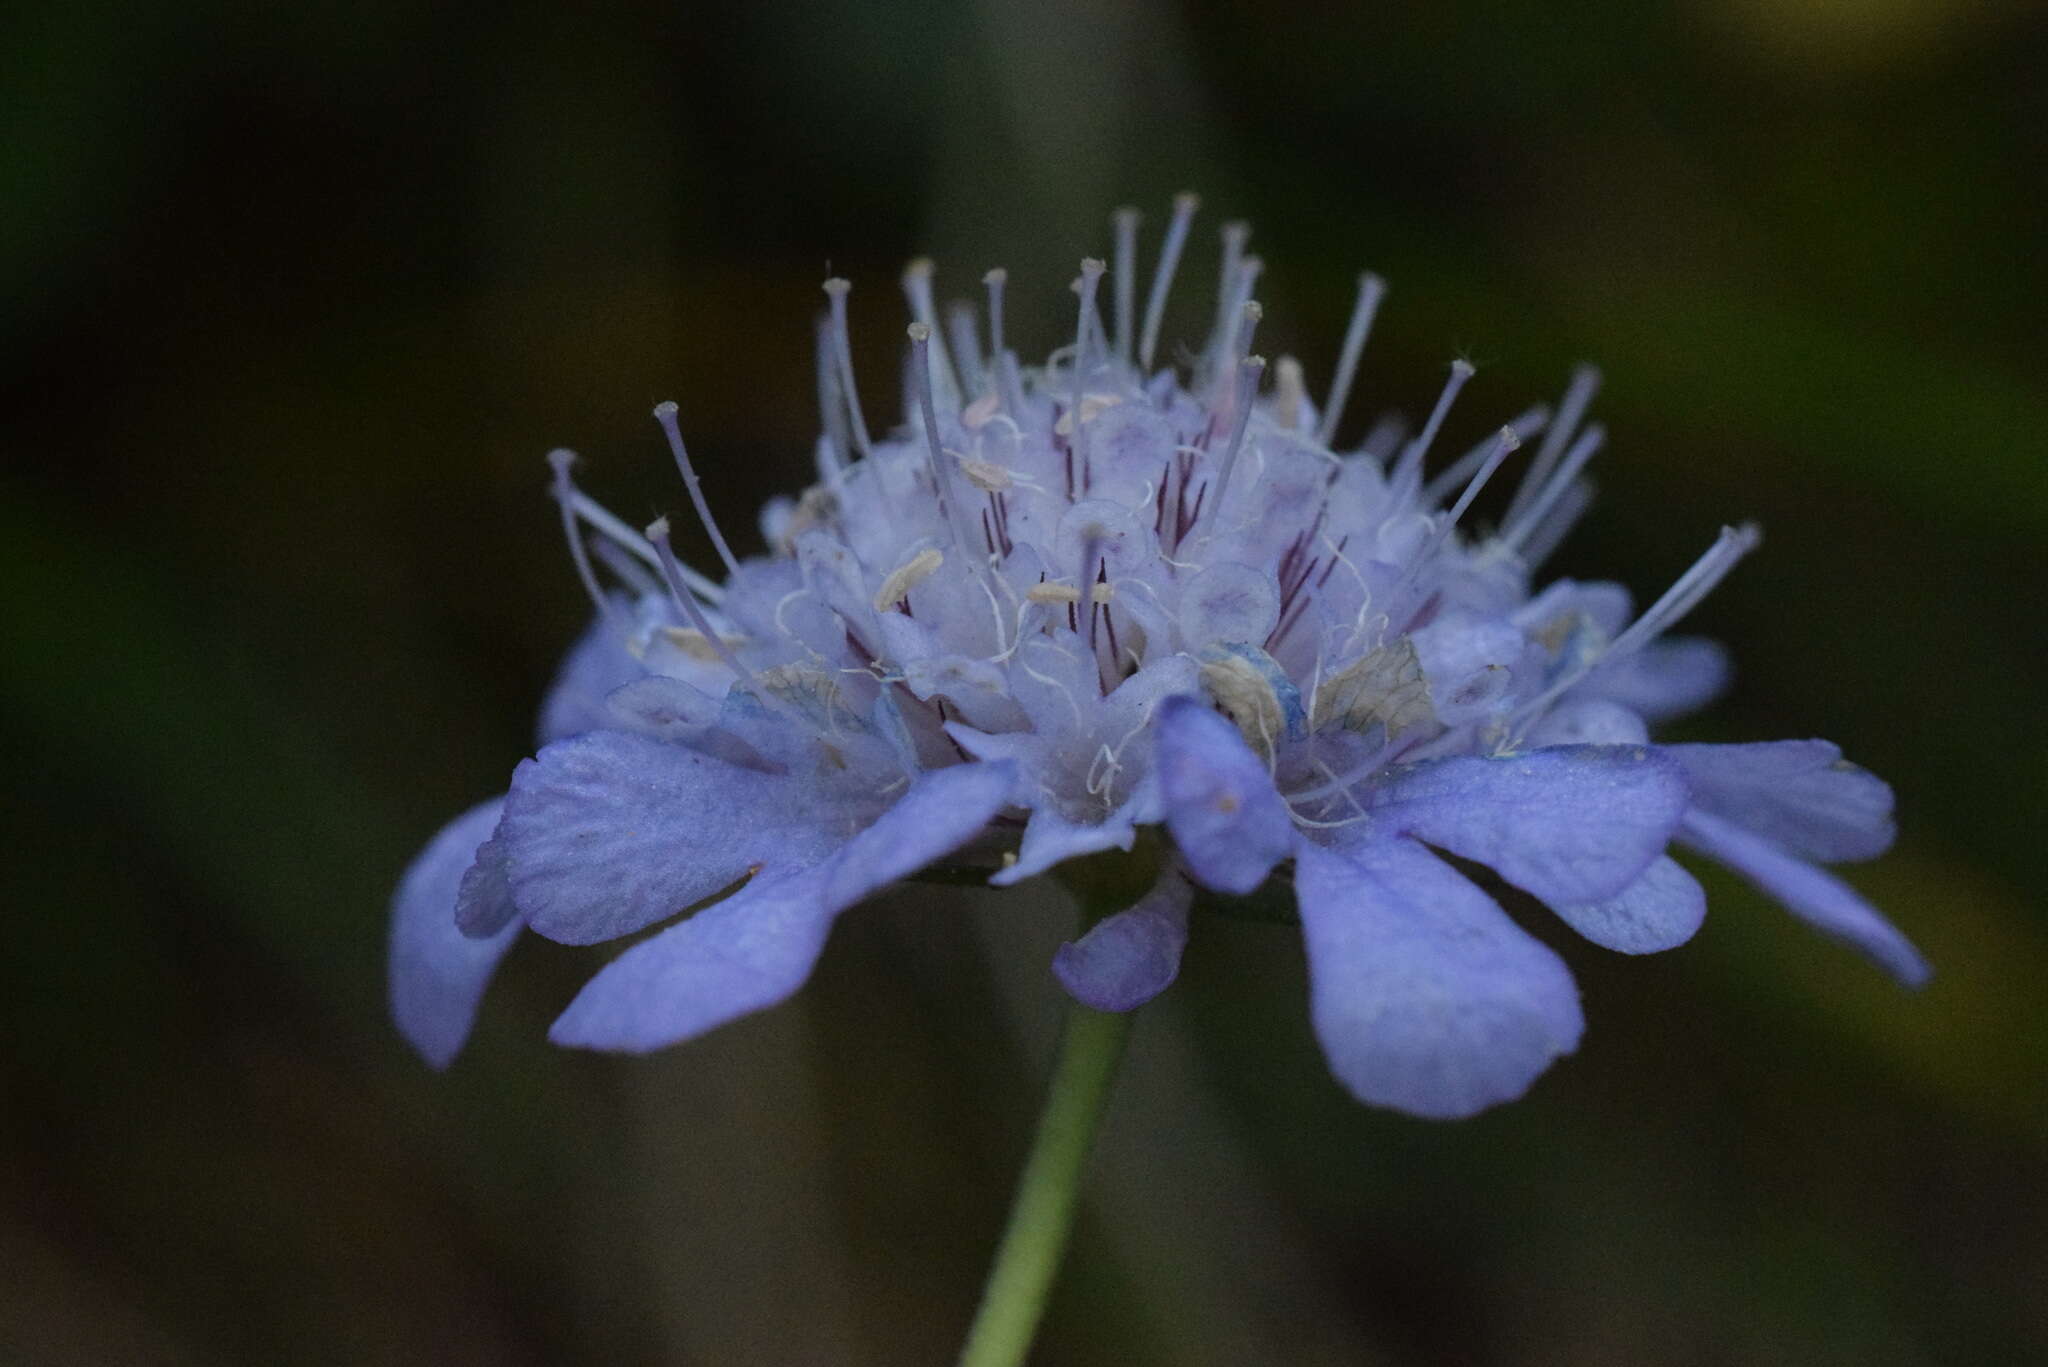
[653, 401, 742, 579]
[565, 489, 722, 603]
[996, 346, 1029, 420]
[547, 450, 627, 630]
[1208, 221, 1252, 365]
[1391, 359, 1476, 488]
[1272, 355, 1308, 431]
[1211, 300, 1262, 418]
[1024, 581, 1116, 607]
[1407, 426, 1522, 573]
[1602, 523, 1761, 666]
[646, 517, 758, 692]
[1111, 206, 1140, 368]
[1498, 423, 1604, 554]
[1070, 259, 1107, 479]
[1359, 412, 1407, 463]
[1510, 524, 1760, 736]
[1231, 298, 1263, 368]
[821, 278, 876, 461]
[908, 322, 987, 569]
[945, 299, 986, 398]
[1197, 354, 1267, 537]
[590, 536, 659, 597]
[1082, 536, 1105, 656]
[1505, 365, 1601, 526]
[873, 547, 945, 612]
[1139, 191, 1200, 372]
[1071, 275, 1111, 365]
[1421, 403, 1549, 505]
[813, 314, 848, 476]
[1316, 272, 1387, 447]
[901, 258, 960, 407]
[1208, 256, 1263, 390]
[1098, 564, 1122, 685]
[814, 435, 843, 489]
[982, 268, 1008, 361]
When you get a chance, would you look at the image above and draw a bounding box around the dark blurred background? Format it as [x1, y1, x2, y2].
[4, 1, 2045, 1362]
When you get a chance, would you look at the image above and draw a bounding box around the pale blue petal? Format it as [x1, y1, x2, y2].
[992, 804, 1138, 887]
[537, 599, 644, 745]
[1524, 698, 1648, 747]
[813, 761, 1017, 908]
[1409, 611, 1531, 725]
[1052, 869, 1193, 1011]
[1155, 696, 1292, 895]
[943, 723, 1042, 805]
[551, 762, 1014, 1051]
[548, 867, 834, 1053]
[1547, 855, 1705, 954]
[389, 799, 521, 1068]
[453, 830, 517, 938]
[1680, 809, 1929, 986]
[1366, 745, 1688, 906]
[1293, 833, 1584, 1119]
[1667, 741, 1894, 863]
[603, 675, 724, 737]
[501, 730, 845, 945]
[1590, 637, 1730, 722]
[606, 675, 778, 772]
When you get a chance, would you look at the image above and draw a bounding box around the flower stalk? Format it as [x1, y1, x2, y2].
[957, 993, 1134, 1367]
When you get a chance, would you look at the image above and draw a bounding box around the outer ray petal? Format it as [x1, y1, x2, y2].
[1365, 744, 1688, 906]
[1293, 833, 1583, 1119]
[1589, 636, 1731, 722]
[1680, 808, 1929, 986]
[1667, 741, 1894, 863]
[1155, 696, 1293, 895]
[501, 730, 847, 945]
[389, 799, 522, 1068]
[1052, 868, 1194, 1012]
[550, 762, 1014, 1051]
[992, 803, 1142, 886]
[1547, 854, 1705, 954]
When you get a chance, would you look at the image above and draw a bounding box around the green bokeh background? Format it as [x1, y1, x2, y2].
[4, 2, 2044, 1362]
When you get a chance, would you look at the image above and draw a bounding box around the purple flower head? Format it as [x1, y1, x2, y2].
[390, 196, 1925, 1118]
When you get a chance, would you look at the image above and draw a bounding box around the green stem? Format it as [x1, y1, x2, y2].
[957, 999, 1135, 1367]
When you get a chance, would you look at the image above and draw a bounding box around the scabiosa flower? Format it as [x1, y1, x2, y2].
[390, 195, 1926, 1120]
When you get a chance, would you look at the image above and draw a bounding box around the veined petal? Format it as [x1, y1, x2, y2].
[548, 867, 833, 1052]
[1052, 867, 1194, 1012]
[551, 762, 1014, 1051]
[389, 799, 522, 1068]
[1365, 744, 1688, 906]
[1667, 741, 1894, 863]
[1680, 808, 1929, 987]
[502, 730, 845, 945]
[1547, 854, 1705, 954]
[1155, 696, 1293, 895]
[814, 760, 1017, 907]
[1293, 833, 1583, 1119]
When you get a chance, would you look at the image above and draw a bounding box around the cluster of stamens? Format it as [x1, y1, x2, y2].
[541, 193, 1756, 841]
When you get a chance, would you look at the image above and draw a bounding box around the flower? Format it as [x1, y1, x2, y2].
[389, 196, 1926, 1118]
